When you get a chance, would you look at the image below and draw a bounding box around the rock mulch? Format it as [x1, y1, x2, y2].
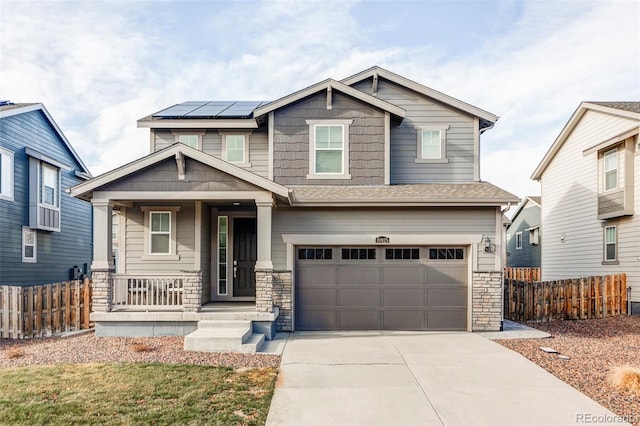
[497, 316, 640, 426]
[0, 333, 280, 369]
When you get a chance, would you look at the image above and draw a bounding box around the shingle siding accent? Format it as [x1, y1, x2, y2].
[273, 91, 385, 185]
[472, 271, 502, 331]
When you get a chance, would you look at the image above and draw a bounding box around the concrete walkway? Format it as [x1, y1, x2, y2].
[266, 331, 626, 426]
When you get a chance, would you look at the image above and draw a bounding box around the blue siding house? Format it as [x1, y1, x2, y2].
[506, 196, 541, 268]
[0, 102, 92, 286]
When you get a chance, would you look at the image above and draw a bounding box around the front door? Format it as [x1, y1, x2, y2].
[233, 217, 257, 297]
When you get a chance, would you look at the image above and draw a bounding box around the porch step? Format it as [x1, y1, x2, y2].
[183, 320, 265, 353]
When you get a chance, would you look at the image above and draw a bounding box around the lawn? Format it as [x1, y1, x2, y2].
[0, 362, 277, 425]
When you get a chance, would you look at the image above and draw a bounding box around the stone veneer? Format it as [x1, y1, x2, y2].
[272, 271, 293, 331]
[255, 268, 274, 313]
[91, 269, 112, 312]
[182, 271, 203, 312]
[472, 271, 503, 331]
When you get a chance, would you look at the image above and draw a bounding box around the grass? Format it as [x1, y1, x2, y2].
[0, 363, 277, 425]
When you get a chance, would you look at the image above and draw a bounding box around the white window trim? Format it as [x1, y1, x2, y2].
[22, 227, 37, 263]
[42, 162, 59, 207]
[604, 225, 617, 262]
[415, 124, 450, 163]
[603, 148, 618, 191]
[172, 130, 205, 150]
[528, 227, 539, 246]
[217, 215, 228, 296]
[220, 131, 252, 167]
[0, 147, 14, 202]
[515, 232, 523, 250]
[140, 206, 180, 261]
[306, 119, 352, 180]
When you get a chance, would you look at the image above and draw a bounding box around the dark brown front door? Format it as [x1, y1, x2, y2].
[233, 218, 257, 297]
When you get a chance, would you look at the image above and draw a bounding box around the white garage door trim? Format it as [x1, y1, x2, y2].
[282, 233, 481, 331]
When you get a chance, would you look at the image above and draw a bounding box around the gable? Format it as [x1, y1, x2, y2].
[96, 157, 265, 193]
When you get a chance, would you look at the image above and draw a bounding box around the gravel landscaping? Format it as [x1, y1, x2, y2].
[0, 332, 281, 369]
[497, 315, 640, 426]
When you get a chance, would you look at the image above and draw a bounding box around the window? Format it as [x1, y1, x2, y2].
[298, 248, 333, 260]
[528, 227, 539, 245]
[172, 130, 204, 150]
[341, 248, 376, 260]
[141, 206, 180, 260]
[385, 248, 420, 260]
[604, 148, 618, 191]
[415, 125, 449, 163]
[22, 227, 36, 263]
[306, 120, 352, 179]
[112, 223, 118, 241]
[218, 216, 228, 295]
[220, 132, 251, 167]
[42, 163, 59, 206]
[0, 147, 14, 201]
[604, 225, 616, 261]
[515, 232, 523, 250]
[429, 248, 464, 260]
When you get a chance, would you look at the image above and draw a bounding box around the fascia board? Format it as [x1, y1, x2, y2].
[137, 119, 258, 129]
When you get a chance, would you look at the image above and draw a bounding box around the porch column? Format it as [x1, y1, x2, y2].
[91, 199, 114, 312]
[255, 200, 274, 312]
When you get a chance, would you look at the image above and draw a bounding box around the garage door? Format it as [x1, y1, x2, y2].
[295, 246, 467, 331]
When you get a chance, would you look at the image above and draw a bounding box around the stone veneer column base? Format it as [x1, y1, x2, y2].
[91, 269, 112, 312]
[273, 271, 292, 331]
[182, 271, 203, 312]
[472, 271, 503, 331]
[255, 268, 274, 313]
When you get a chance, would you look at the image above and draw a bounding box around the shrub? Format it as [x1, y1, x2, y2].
[5, 347, 25, 359]
[130, 342, 153, 353]
[609, 365, 640, 395]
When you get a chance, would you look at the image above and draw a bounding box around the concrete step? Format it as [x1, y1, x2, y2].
[183, 320, 265, 353]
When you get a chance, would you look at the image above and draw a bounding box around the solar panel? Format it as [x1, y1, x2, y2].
[217, 101, 264, 117]
[152, 100, 271, 118]
[153, 102, 207, 117]
[184, 101, 235, 117]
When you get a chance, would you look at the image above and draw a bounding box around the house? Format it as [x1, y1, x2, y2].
[506, 196, 541, 268]
[71, 67, 519, 349]
[532, 102, 640, 314]
[0, 102, 92, 286]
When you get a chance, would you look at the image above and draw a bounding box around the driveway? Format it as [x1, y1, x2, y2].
[266, 331, 625, 426]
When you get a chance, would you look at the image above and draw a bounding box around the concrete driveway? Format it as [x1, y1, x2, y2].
[266, 331, 625, 426]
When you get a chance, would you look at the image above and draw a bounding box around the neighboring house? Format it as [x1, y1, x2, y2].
[506, 196, 541, 268]
[532, 101, 640, 314]
[71, 66, 518, 345]
[0, 102, 92, 286]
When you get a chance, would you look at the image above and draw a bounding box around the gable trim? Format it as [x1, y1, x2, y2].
[253, 79, 405, 119]
[341, 67, 498, 124]
[70, 143, 290, 199]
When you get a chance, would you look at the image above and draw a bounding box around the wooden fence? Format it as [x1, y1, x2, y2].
[0, 279, 92, 339]
[504, 267, 541, 283]
[504, 273, 627, 322]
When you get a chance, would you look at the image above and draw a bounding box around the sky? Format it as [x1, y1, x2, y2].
[1, 0, 638, 204]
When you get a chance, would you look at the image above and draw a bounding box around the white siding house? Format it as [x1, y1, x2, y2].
[532, 102, 640, 313]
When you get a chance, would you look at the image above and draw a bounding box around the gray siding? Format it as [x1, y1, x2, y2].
[153, 129, 269, 179]
[273, 91, 385, 185]
[98, 158, 263, 192]
[272, 207, 498, 271]
[506, 204, 541, 268]
[352, 79, 476, 183]
[0, 110, 92, 286]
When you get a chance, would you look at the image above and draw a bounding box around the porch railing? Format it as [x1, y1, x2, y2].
[111, 274, 184, 308]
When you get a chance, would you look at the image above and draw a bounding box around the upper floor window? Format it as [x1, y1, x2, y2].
[603, 148, 618, 191]
[172, 130, 204, 150]
[220, 132, 251, 167]
[415, 125, 449, 163]
[604, 225, 616, 261]
[0, 147, 14, 202]
[28, 156, 62, 232]
[306, 119, 352, 180]
[515, 232, 523, 250]
[42, 163, 59, 206]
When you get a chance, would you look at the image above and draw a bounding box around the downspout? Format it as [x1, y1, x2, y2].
[499, 202, 512, 331]
[628, 286, 632, 316]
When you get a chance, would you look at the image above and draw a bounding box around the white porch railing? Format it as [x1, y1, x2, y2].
[111, 274, 184, 308]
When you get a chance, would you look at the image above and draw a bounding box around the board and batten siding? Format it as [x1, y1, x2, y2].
[540, 109, 640, 301]
[271, 207, 498, 271]
[273, 91, 385, 186]
[0, 110, 92, 286]
[506, 204, 541, 268]
[124, 202, 196, 274]
[153, 129, 269, 179]
[352, 79, 476, 183]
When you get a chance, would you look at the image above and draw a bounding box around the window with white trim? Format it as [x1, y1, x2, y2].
[141, 206, 180, 260]
[22, 227, 36, 263]
[178, 134, 198, 148]
[603, 148, 618, 191]
[0, 147, 14, 202]
[112, 223, 118, 241]
[42, 163, 58, 206]
[218, 216, 228, 295]
[604, 225, 616, 261]
[306, 120, 352, 179]
[220, 132, 251, 167]
[416, 125, 449, 163]
[172, 130, 204, 150]
[150, 212, 171, 254]
[515, 232, 523, 250]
